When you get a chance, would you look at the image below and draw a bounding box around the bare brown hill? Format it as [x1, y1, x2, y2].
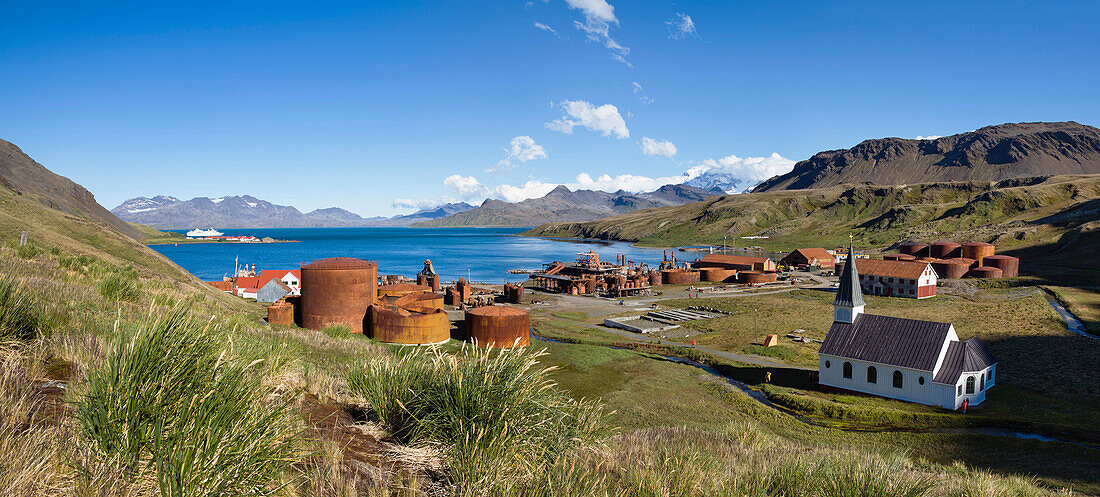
[754, 122, 1100, 192]
[1, 138, 142, 239]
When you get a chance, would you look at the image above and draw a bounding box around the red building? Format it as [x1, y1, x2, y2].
[854, 259, 937, 299]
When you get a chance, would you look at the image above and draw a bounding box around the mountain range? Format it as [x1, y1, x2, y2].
[413, 183, 725, 227]
[111, 196, 474, 229]
[754, 121, 1100, 192]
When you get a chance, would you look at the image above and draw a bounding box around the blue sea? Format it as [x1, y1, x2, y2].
[150, 227, 675, 283]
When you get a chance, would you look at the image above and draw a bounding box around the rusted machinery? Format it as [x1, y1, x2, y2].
[266, 299, 295, 326]
[982, 255, 1019, 277]
[369, 304, 450, 345]
[961, 242, 996, 267]
[662, 269, 700, 285]
[883, 253, 917, 261]
[378, 283, 432, 298]
[649, 271, 662, 286]
[300, 257, 377, 333]
[465, 305, 530, 348]
[898, 242, 930, 257]
[699, 267, 738, 282]
[930, 241, 962, 259]
[969, 266, 1003, 279]
[416, 259, 442, 292]
[503, 282, 524, 303]
[738, 270, 777, 284]
[446, 278, 474, 306]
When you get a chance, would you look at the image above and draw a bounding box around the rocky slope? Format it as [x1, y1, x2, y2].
[754, 122, 1100, 192]
[112, 196, 474, 229]
[1, 138, 143, 239]
[414, 184, 722, 227]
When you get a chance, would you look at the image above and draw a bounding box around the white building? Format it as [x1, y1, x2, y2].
[818, 243, 996, 409]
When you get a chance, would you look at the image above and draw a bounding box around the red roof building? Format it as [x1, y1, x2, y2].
[855, 259, 937, 299]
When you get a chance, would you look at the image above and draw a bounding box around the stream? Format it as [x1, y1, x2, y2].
[1041, 290, 1097, 340]
[532, 334, 1098, 450]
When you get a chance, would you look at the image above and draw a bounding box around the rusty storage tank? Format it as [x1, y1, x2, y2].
[699, 268, 738, 282]
[969, 266, 1003, 279]
[300, 257, 377, 333]
[898, 242, 930, 257]
[267, 302, 295, 326]
[931, 259, 970, 279]
[503, 282, 524, 303]
[382, 291, 444, 311]
[662, 269, 700, 285]
[883, 253, 917, 261]
[369, 304, 450, 345]
[739, 271, 777, 284]
[649, 271, 662, 286]
[378, 283, 432, 299]
[961, 242, 996, 266]
[466, 305, 530, 348]
[982, 255, 1019, 278]
[930, 241, 962, 259]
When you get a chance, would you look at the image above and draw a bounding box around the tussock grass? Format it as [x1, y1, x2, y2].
[345, 344, 610, 495]
[75, 306, 307, 496]
[321, 322, 353, 338]
[0, 272, 45, 342]
[95, 273, 141, 303]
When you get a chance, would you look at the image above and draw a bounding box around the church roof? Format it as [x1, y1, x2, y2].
[932, 338, 997, 384]
[819, 314, 953, 372]
[834, 243, 865, 308]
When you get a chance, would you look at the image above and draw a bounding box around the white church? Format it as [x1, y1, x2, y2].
[818, 244, 997, 409]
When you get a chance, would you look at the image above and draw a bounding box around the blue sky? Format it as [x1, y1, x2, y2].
[2, 0, 1098, 216]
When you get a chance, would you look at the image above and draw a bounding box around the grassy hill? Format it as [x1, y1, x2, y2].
[527, 175, 1100, 279]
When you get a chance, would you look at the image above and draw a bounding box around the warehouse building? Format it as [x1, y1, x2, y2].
[780, 248, 835, 269]
[855, 259, 937, 299]
[697, 254, 777, 272]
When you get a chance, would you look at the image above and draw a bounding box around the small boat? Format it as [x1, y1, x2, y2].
[186, 228, 224, 238]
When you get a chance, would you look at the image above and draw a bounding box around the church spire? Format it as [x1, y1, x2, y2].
[833, 238, 865, 323]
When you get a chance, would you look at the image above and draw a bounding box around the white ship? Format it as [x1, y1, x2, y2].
[186, 228, 224, 238]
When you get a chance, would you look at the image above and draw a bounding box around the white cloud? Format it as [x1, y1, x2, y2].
[683, 153, 796, 192]
[631, 82, 642, 93]
[638, 96, 654, 105]
[444, 174, 489, 199]
[495, 180, 560, 202]
[487, 136, 548, 174]
[916, 135, 942, 140]
[392, 198, 417, 209]
[640, 137, 677, 157]
[561, 0, 630, 66]
[546, 100, 629, 138]
[534, 22, 559, 37]
[666, 13, 698, 39]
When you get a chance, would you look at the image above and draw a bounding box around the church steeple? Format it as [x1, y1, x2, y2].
[834, 239, 865, 323]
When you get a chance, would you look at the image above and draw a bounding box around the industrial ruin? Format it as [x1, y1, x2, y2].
[529, 251, 658, 297]
[886, 241, 1020, 279]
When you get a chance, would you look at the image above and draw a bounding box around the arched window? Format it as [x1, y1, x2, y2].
[825, 360, 831, 369]
[866, 366, 877, 384]
[892, 370, 903, 388]
[966, 376, 975, 394]
[843, 362, 852, 379]
[980, 373, 986, 391]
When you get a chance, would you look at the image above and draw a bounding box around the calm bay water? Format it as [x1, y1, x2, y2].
[150, 227, 672, 283]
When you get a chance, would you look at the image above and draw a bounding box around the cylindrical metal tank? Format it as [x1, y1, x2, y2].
[378, 283, 432, 299]
[382, 291, 444, 311]
[739, 271, 777, 284]
[699, 268, 738, 282]
[662, 269, 700, 285]
[931, 259, 972, 279]
[930, 241, 962, 259]
[898, 242, 930, 257]
[961, 242, 996, 267]
[883, 253, 917, 261]
[300, 257, 377, 333]
[649, 271, 662, 286]
[267, 303, 295, 326]
[969, 266, 1003, 279]
[982, 255, 1019, 278]
[369, 304, 450, 345]
[465, 305, 530, 348]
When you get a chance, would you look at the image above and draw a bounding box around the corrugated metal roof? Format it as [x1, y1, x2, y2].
[820, 314, 952, 372]
[932, 338, 996, 384]
[856, 259, 932, 279]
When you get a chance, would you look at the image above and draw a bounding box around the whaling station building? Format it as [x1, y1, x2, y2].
[818, 245, 997, 409]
